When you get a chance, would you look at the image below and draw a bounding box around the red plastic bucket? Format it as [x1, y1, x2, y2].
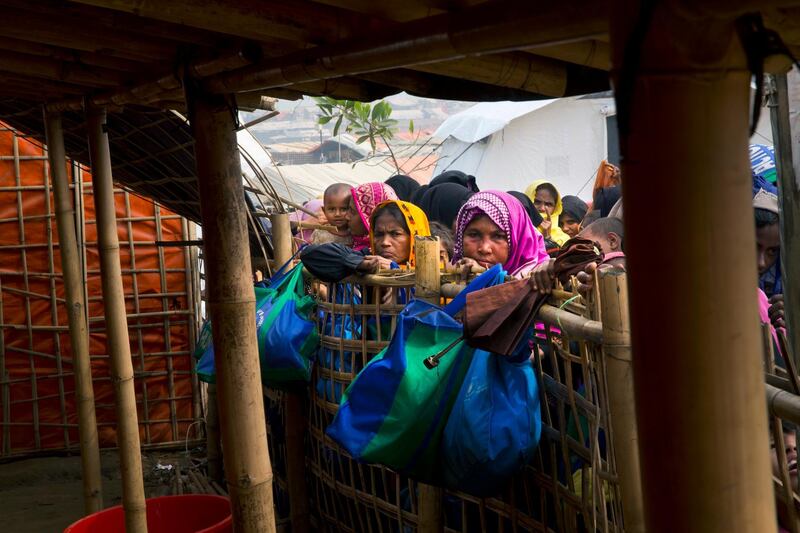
[64, 494, 232, 533]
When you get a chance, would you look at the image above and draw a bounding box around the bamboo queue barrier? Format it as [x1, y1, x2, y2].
[250, 233, 637, 532]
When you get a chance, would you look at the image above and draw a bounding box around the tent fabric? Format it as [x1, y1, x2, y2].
[0, 126, 198, 456]
[432, 97, 614, 200]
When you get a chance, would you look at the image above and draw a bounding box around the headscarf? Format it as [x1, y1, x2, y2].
[429, 170, 479, 192]
[453, 190, 549, 277]
[419, 183, 474, 228]
[289, 198, 324, 244]
[370, 200, 431, 268]
[351, 182, 398, 251]
[750, 144, 777, 184]
[591, 160, 621, 200]
[561, 195, 589, 223]
[410, 184, 429, 205]
[753, 174, 782, 296]
[524, 180, 569, 246]
[384, 174, 420, 202]
[507, 191, 544, 227]
[593, 186, 622, 217]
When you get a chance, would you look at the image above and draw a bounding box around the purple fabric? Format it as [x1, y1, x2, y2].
[290, 198, 323, 244]
[453, 190, 549, 277]
[350, 182, 398, 251]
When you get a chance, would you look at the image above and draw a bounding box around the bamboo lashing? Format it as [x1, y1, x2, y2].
[43, 108, 103, 514]
[86, 105, 148, 533]
[597, 270, 644, 533]
[270, 212, 310, 533]
[187, 87, 276, 533]
[413, 236, 444, 533]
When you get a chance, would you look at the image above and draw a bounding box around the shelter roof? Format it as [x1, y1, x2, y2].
[0, 1, 797, 210]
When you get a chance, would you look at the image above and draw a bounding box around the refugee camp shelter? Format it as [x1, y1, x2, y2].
[0, 2, 798, 533]
[432, 96, 616, 198]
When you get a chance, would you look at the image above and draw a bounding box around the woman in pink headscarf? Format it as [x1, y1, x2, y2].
[349, 182, 398, 251]
[452, 190, 549, 278]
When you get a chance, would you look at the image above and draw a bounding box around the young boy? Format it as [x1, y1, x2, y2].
[311, 183, 353, 246]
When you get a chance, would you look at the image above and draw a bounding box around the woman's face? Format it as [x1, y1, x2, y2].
[756, 223, 781, 275]
[347, 197, 367, 236]
[534, 188, 556, 216]
[372, 213, 411, 264]
[559, 214, 581, 238]
[462, 215, 509, 268]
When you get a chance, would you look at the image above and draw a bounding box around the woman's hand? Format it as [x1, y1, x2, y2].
[357, 255, 393, 273]
[530, 258, 556, 294]
[539, 217, 552, 238]
[769, 294, 786, 329]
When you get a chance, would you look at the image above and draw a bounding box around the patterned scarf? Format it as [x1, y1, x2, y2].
[453, 190, 549, 277]
[350, 182, 397, 251]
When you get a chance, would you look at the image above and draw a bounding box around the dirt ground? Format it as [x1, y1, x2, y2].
[0, 449, 195, 533]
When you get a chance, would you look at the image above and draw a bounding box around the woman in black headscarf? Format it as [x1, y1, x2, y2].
[559, 195, 589, 238]
[507, 191, 544, 227]
[428, 170, 480, 192]
[418, 183, 475, 229]
[384, 174, 420, 202]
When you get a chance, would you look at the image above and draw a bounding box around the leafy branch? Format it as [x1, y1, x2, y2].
[315, 96, 415, 173]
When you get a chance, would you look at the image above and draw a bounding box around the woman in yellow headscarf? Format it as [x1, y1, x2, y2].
[525, 180, 569, 246]
[369, 200, 431, 268]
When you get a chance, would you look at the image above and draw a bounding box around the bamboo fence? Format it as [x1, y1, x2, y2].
[0, 124, 202, 457]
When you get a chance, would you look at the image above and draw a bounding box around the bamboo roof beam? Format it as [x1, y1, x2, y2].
[0, 36, 155, 74]
[525, 40, 610, 72]
[0, 50, 134, 88]
[410, 52, 608, 98]
[203, 0, 607, 94]
[69, 0, 388, 45]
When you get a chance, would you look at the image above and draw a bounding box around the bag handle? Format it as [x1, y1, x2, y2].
[443, 264, 505, 317]
[269, 246, 304, 282]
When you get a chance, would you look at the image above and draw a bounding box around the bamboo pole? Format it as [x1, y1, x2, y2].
[269, 212, 310, 533]
[768, 73, 800, 371]
[413, 236, 443, 533]
[43, 109, 103, 514]
[186, 87, 276, 533]
[85, 105, 148, 533]
[206, 383, 223, 483]
[597, 270, 644, 532]
[610, 2, 774, 531]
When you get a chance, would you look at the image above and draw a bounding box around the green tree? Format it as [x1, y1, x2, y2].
[315, 96, 415, 172]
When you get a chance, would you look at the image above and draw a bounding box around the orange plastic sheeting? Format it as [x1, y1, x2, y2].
[0, 125, 198, 456]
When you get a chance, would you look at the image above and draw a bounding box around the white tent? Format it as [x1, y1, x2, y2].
[432, 97, 616, 200]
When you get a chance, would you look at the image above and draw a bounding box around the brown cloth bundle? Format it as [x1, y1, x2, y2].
[464, 278, 547, 356]
[552, 237, 603, 286]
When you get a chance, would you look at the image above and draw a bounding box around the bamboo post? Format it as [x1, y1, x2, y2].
[610, 3, 774, 531]
[206, 383, 223, 483]
[85, 105, 147, 532]
[768, 73, 800, 370]
[43, 109, 103, 514]
[413, 236, 443, 533]
[186, 86, 276, 533]
[597, 270, 644, 532]
[269, 212, 310, 533]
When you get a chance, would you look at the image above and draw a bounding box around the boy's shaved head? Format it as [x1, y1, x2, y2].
[324, 183, 351, 201]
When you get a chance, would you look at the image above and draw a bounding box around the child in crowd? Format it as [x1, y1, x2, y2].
[559, 195, 589, 238]
[772, 423, 798, 533]
[311, 183, 353, 246]
[429, 220, 454, 267]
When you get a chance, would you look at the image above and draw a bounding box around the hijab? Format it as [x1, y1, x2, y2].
[593, 186, 622, 218]
[429, 170, 479, 192]
[507, 191, 544, 227]
[370, 200, 431, 268]
[524, 180, 569, 246]
[419, 183, 474, 228]
[410, 184, 429, 205]
[561, 195, 589, 223]
[351, 182, 398, 251]
[384, 174, 420, 202]
[453, 190, 549, 278]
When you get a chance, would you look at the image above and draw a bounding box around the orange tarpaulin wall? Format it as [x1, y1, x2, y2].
[0, 124, 200, 456]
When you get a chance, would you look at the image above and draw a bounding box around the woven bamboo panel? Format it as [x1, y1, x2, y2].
[304, 276, 625, 532]
[0, 125, 202, 456]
